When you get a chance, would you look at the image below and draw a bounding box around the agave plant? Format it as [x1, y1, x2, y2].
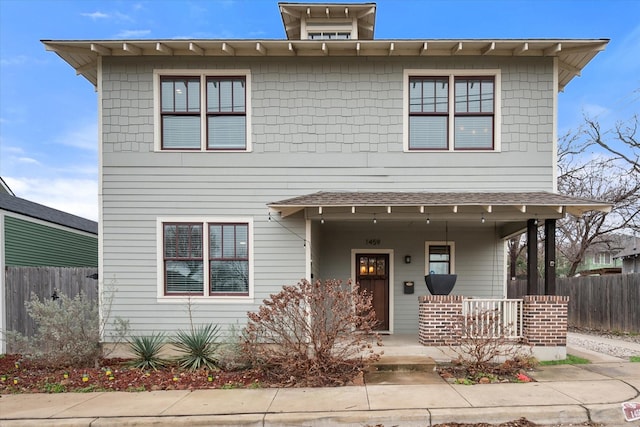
[173, 323, 221, 371]
[127, 333, 167, 370]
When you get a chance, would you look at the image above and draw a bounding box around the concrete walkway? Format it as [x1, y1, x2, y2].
[1, 336, 639, 426]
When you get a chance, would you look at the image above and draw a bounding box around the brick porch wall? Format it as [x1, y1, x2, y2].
[522, 295, 569, 347]
[418, 295, 569, 347]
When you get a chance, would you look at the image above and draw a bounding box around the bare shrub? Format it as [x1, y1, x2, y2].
[243, 279, 382, 386]
[448, 308, 533, 374]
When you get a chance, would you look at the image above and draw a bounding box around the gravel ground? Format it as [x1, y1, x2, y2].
[568, 328, 640, 358]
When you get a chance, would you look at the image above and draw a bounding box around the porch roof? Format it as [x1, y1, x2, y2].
[268, 191, 611, 218]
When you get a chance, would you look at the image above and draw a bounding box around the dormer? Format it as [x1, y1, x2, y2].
[279, 2, 376, 40]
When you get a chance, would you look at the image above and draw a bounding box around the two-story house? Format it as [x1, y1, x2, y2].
[44, 2, 610, 340]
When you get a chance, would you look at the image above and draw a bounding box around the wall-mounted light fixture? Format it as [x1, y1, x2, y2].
[404, 255, 411, 264]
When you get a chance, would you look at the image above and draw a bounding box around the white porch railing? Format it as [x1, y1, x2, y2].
[462, 298, 523, 339]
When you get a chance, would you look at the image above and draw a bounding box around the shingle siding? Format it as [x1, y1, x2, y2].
[100, 54, 555, 336]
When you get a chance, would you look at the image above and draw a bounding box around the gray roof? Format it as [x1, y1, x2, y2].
[0, 193, 98, 235]
[614, 237, 640, 259]
[268, 191, 612, 218]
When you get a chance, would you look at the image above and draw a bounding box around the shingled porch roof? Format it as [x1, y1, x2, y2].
[268, 191, 611, 219]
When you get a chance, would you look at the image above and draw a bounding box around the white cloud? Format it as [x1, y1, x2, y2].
[81, 11, 109, 19]
[17, 157, 40, 165]
[0, 55, 28, 66]
[4, 176, 98, 221]
[114, 29, 151, 38]
[54, 121, 98, 151]
[581, 103, 611, 120]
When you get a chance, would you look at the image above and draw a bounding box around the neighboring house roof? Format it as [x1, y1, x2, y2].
[614, 237, 640, 259]
[0, 177, 15, 196]
[42, 38, 608, 91]
[268, 191, 611, 217]
[0, 193, 97, 235]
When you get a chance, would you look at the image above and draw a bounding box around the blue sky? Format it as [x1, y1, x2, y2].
[1, 0, 638, 221]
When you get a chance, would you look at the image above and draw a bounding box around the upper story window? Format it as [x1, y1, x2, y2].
[159, 218, 253, 300]
[593, 252, 611, 265]
[308, 32, 351, 40]
[302, 20, 355, 40]
[155, 70, 251, 152]
[404, 70, 500, 152]
[206, 77, 246, 150]
[454, 77, 494, 149]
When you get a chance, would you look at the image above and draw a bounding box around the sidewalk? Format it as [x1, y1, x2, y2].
[1, 338, 639, 426]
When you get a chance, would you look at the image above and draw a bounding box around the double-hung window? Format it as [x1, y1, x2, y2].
[454, 77, 494, 149]
[405, 70, 500, 151]
[156, 70, 251, 151]
[409, 77, 449, 149]
[159, 218, 253, 299]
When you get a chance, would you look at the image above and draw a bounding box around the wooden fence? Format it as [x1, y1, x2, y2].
[4, 266, 99, 348]
[508, 273, 640, 333]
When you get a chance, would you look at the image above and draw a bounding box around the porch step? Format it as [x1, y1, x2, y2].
[365, 355, 443, 385]
[369, 355, 437, 372]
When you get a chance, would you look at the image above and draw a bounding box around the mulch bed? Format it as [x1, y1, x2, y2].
[0, 354, 264, 393]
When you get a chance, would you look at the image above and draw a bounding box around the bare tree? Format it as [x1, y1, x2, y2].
[507, 235, 526, 280]
[556, 117, 640, 276]
[585, 112, 639, 174]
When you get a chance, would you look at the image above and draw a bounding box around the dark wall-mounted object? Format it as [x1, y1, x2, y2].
[403, 281, 414, 294]
[425, 274, 457, 295]
[404, 255, 411, 264]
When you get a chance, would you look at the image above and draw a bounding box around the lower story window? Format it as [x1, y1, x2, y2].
[161, 219, 252, 298]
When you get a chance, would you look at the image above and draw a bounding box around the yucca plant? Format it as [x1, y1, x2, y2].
[173, 323, 221, 371]
[127, 333, 167, 370]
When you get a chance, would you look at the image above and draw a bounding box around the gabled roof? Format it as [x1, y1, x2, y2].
[279, 2, 376, 40]
[42, 37, 608, 92]
[0, 193, 98, 235]
[268, 191, 611, 218]
[0, 177, 15, 196]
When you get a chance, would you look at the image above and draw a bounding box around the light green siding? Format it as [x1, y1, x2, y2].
[4, 216, 98, 267]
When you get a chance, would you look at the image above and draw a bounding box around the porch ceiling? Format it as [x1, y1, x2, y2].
[267, 191, 612, 220]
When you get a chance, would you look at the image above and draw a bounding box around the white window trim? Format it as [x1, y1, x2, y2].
[156, 216, 254, 303]
[153, 69, 252, 152]
[424, 241, 456, 275]
[403, 69, 501, 152]
[301, 17, 357, 39]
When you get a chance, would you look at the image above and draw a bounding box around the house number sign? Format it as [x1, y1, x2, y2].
[365, 239, 381, 246]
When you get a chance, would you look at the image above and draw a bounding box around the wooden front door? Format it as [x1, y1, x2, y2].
[356, 253, 389, 331]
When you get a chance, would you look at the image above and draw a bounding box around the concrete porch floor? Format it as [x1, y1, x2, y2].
[373, 334, 457, 363]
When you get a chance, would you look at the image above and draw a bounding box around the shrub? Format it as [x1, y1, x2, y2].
[6, 292, 101, 367]
[4, 288, 129, 368]
[215, 324, 252, 371]
[127, 333, 168, 370]
[173, 323, 221, 371]
[243, 279, 382, 387]
[447, 308, 532, 374]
